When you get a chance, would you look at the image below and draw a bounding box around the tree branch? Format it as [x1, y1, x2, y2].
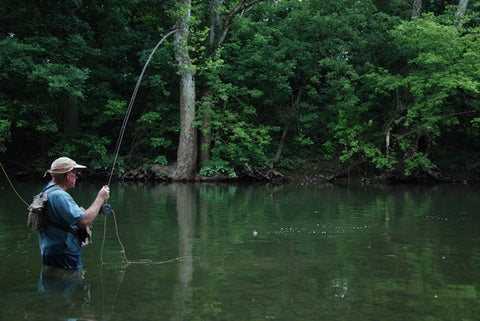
[217, 0, 265, 46]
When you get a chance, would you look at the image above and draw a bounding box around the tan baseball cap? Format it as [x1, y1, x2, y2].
[45, 157, 87, 176]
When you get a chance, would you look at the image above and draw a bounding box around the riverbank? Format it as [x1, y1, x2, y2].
[283, 160, 480, 185]
[5, 159, 480, 186]
[113, 160, 480, 186]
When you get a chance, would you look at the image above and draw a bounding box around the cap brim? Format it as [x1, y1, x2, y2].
[48, 164, 86, 174]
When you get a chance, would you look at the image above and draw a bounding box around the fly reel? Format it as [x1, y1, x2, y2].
[101, 203, 113, 215]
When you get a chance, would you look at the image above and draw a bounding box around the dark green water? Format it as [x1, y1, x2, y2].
[1, 181, 479, 320]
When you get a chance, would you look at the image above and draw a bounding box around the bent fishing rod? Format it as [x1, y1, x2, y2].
[101, 29, 179, 215]
[106, 28, 179, 186]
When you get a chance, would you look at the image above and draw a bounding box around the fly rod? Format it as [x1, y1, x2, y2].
[99, 29, 188, 265]
[107, 29, 179, 186]
[101, 29, 179, 215]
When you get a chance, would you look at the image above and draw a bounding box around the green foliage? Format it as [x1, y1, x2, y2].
[48, 134, 111, 170]
[208, 109, 278, 173]
[129, 107, 178, 165]
[31, 63, 89, 100]
[153, 155, 168, 165]
[199, 159, 236, 179]
[363, 14, 480, 174]
[404, 152, 437, 176]
[1, 0, 480, 179]
[0, 105, 11, 153]
[92, 100, 126, 128]
[472, 118, 480, 129]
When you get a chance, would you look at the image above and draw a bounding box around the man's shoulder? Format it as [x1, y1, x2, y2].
[47, 187, 70, 201]
[46, 186, 65, 194]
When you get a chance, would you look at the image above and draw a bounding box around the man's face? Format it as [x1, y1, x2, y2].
[67, 170, 79, 188]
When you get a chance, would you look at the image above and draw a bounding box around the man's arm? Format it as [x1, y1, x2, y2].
[77, 185, 110, 228]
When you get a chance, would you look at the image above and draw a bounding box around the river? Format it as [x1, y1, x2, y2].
[1, 180, 479, 320]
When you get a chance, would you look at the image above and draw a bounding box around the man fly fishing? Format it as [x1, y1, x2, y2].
[39, 157, 110, 270]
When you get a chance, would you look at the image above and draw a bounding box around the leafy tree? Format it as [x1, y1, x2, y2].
[0, 104, 10, 152]
[1, 0, 179, 171]
[356, 13, 480, 176]
[217, 0, 398, 168]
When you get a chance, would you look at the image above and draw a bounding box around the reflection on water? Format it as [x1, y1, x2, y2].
[0, 181, 479, 320]
[25, 266, 91, 320]
[173, 183, 196, 321]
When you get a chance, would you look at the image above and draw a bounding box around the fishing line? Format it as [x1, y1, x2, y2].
[100, 261, 125, 320]
[100, 208, 199, 265]
[99, 29, 198, 266]
[0, 160, 29, 207]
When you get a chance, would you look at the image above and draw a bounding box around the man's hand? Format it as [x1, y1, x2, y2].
[77, 185, 111, 228]
[98, 185, 110, 202]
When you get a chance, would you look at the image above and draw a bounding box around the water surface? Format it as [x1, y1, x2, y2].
[1, 180, 479, 320]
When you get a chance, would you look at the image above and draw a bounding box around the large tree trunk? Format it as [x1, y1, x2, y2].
[456, 0, 469, 17]
[174, 0, 197, 180]
[209, 0, 219, 45]
[455, 0, 470, 32]
[411, 0, 422, 19]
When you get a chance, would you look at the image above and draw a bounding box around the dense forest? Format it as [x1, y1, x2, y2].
[1, 0, 479, 183]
